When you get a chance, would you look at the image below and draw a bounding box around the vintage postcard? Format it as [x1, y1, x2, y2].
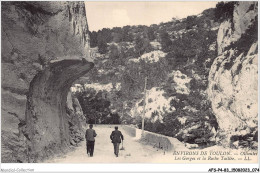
[1, 1, 259, 172]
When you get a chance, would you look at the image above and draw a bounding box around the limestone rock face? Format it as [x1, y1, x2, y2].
[217, 2, 258, 55]
[208, 2, 258, 146]
[1, 2, 93, 162]
[66, 92, 85, 147]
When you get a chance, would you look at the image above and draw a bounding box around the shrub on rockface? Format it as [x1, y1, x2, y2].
[120, 58, 170, 101]
[226, 15, 258, 55]
[164, 28, 217, 70]
[134, 35, 153, 57]
[161, 112, 183, 137]
[159, 30, 172, 51]
[215, 1, 237, 22]
[174, 109, 218, 147]
[230, 129, 258, 150]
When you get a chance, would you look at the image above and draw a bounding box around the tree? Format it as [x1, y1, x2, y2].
[215, 1, 237, 22]
[186, 15, 196, 29]
[109, 44, 120, 60]
[89, 31, 98, 47]
[134, 35, 152, 57]
[108, 44, 123, 66]
[122, 25, 133, 42]
[74, 89, 121, 124]
[97, 41, 108, 54]
[101, 28, 112, 43]
[159, 31, 172, 51]
[112, 32, 123, 43]
[146, 27, 156, 41]
[97, 34, 108, 54]
[111, 27, 123, 43]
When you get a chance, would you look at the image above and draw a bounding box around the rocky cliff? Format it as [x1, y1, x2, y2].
[66, 92, 85, 147]
[1, 2, 93, 162]
[208, 2, 258, 147]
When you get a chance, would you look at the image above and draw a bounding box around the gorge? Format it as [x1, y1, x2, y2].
[1, 1, 258, 163]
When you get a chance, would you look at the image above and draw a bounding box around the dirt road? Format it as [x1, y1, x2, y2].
[45, 126, 166, 163]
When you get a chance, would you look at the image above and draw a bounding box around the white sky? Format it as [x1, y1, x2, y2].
[85, 1, 218, 31]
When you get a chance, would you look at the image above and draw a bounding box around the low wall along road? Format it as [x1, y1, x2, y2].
[121, 125, 186, 151]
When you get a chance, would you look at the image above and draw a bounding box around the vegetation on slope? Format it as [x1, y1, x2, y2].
[73, 3, 242, 146]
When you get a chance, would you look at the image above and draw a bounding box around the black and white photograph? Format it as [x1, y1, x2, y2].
[1, 0, 259, 172]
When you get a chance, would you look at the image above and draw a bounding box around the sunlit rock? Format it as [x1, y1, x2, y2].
[208, 1, 258, 147]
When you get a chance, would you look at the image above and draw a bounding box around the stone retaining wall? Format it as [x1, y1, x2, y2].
[121, 125, 136, 137]
[122, 125, 186, 151]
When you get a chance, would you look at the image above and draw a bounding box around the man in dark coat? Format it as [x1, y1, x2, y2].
[110, 126, 124, 157]
[85, 124, 97, 157]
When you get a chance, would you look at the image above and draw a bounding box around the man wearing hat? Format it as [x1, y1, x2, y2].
[110, 126, 124, 157]
[85, 124, 97, 157]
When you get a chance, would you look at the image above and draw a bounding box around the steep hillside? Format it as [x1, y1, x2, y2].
[74, 7, 220, 147]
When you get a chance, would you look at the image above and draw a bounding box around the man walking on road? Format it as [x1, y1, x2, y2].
[110, 126, 124, 157]
[85, 124, 97, 157]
